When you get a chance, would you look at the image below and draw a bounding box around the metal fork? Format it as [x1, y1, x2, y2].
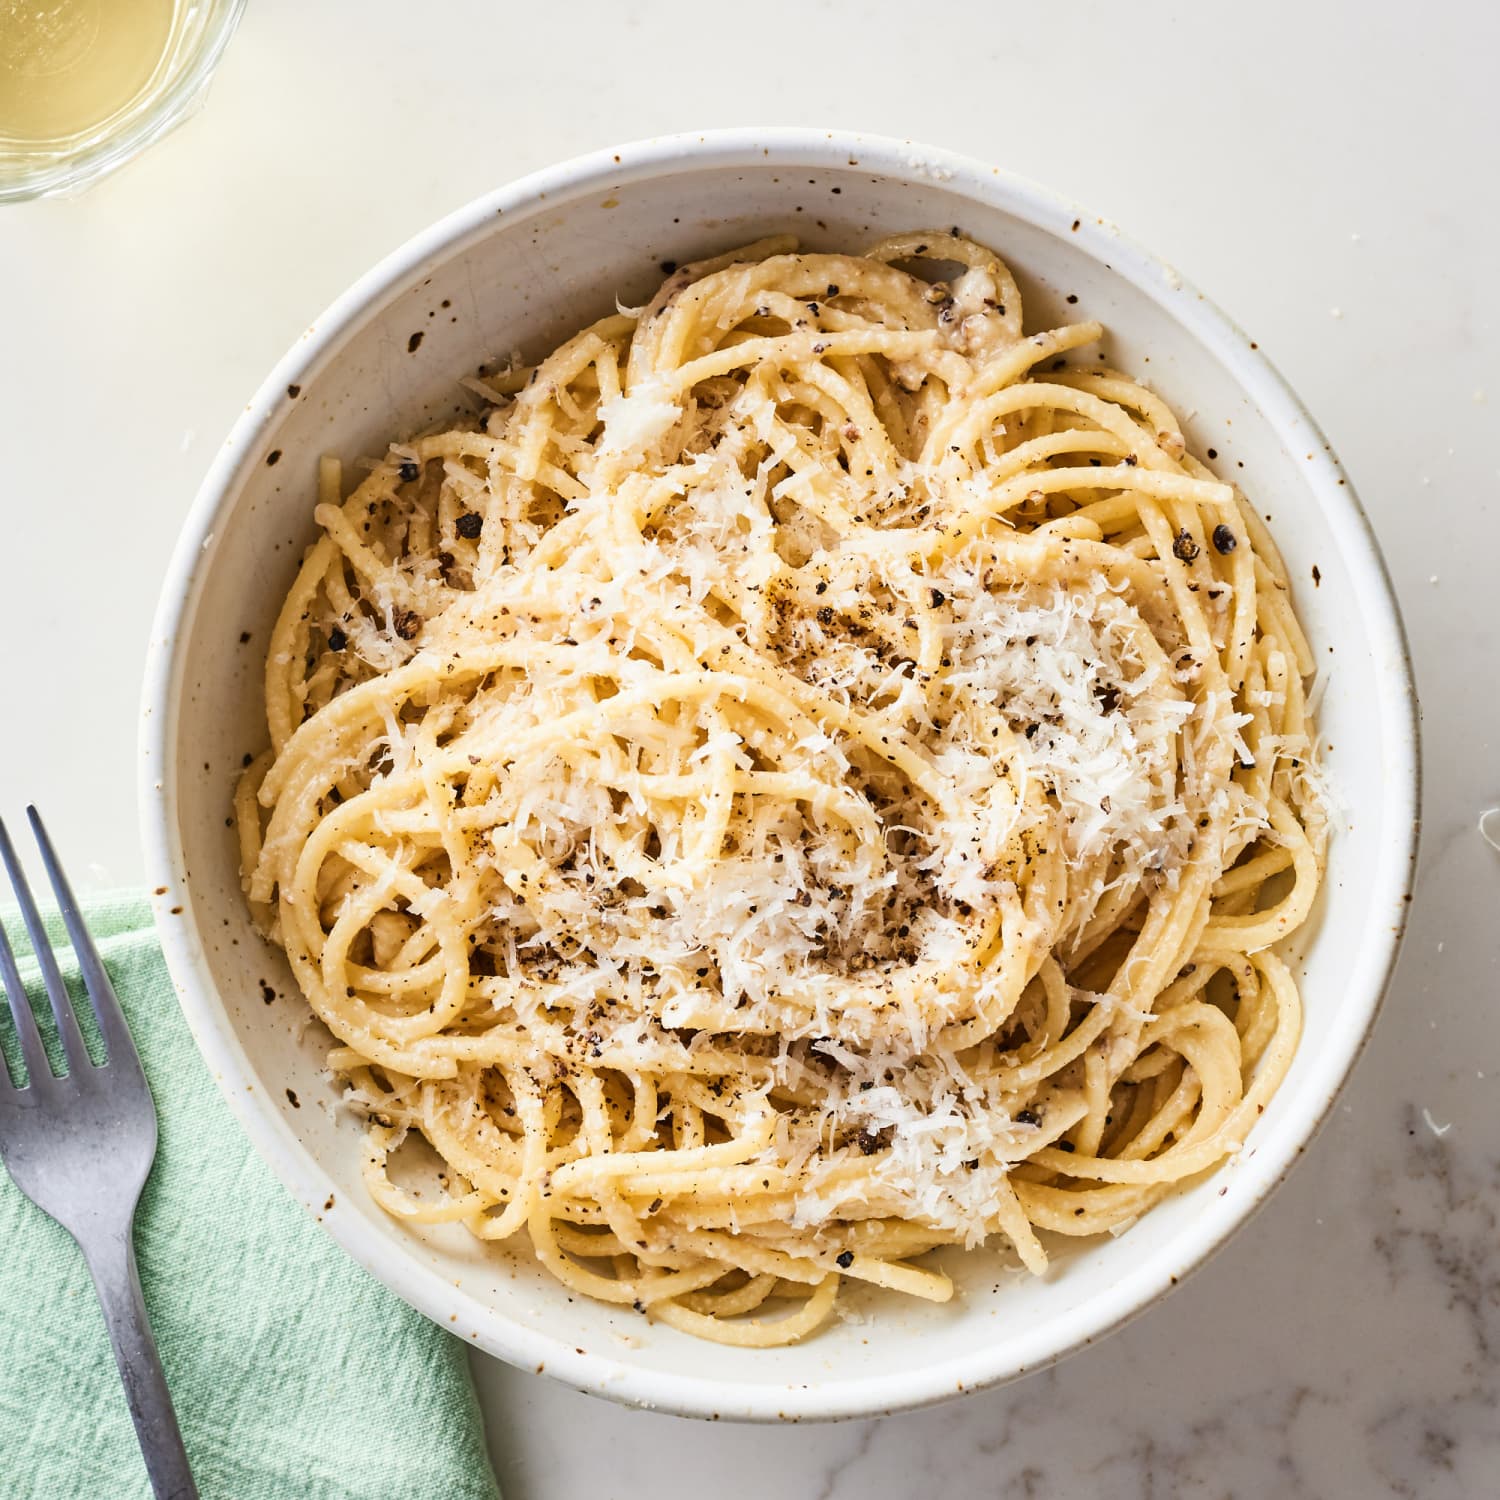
[0, 808, 197, 1500]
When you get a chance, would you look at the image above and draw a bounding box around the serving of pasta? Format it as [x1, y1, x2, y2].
[236, 231, 1326, 1346]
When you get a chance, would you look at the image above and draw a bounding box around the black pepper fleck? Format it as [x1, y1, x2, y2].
[1211, 524, 1237, 554]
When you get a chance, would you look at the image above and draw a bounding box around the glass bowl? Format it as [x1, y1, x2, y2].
[0, 0, 245, 204]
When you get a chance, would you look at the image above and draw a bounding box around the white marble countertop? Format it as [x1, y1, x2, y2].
[3, 2, 1497, 1494]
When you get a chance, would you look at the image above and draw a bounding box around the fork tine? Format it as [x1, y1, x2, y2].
[0, 831, 55, 1087]
[0, 814, 90, 1077]
[26, 807, 133, 1070]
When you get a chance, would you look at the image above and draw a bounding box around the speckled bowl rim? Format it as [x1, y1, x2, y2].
[140, 128, 1421, 1423]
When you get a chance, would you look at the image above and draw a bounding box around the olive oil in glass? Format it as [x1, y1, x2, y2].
[0, 0, 242, 201]
[0, 0, 179, 144]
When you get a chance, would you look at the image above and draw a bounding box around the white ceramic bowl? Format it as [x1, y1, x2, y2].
[140, 129, 1419, 1422]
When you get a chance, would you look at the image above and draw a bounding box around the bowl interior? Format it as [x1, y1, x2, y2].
[146, 135, 1416, 1420]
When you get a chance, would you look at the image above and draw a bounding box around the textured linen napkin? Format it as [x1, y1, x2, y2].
[0, 893, 502, 1500]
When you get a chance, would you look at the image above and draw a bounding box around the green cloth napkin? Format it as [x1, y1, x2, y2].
[0, 893, 502, 1500]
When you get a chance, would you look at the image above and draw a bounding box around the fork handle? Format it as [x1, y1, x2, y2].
[82, 1228, 199, 1500]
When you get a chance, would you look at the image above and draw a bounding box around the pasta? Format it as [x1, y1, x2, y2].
[237, 232, 1327, 1346]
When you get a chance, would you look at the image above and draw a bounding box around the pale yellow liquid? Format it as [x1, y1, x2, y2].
[0, 0, 178, 143]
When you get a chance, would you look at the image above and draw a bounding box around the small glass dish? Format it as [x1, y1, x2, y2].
[0, 0, 246, 204]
